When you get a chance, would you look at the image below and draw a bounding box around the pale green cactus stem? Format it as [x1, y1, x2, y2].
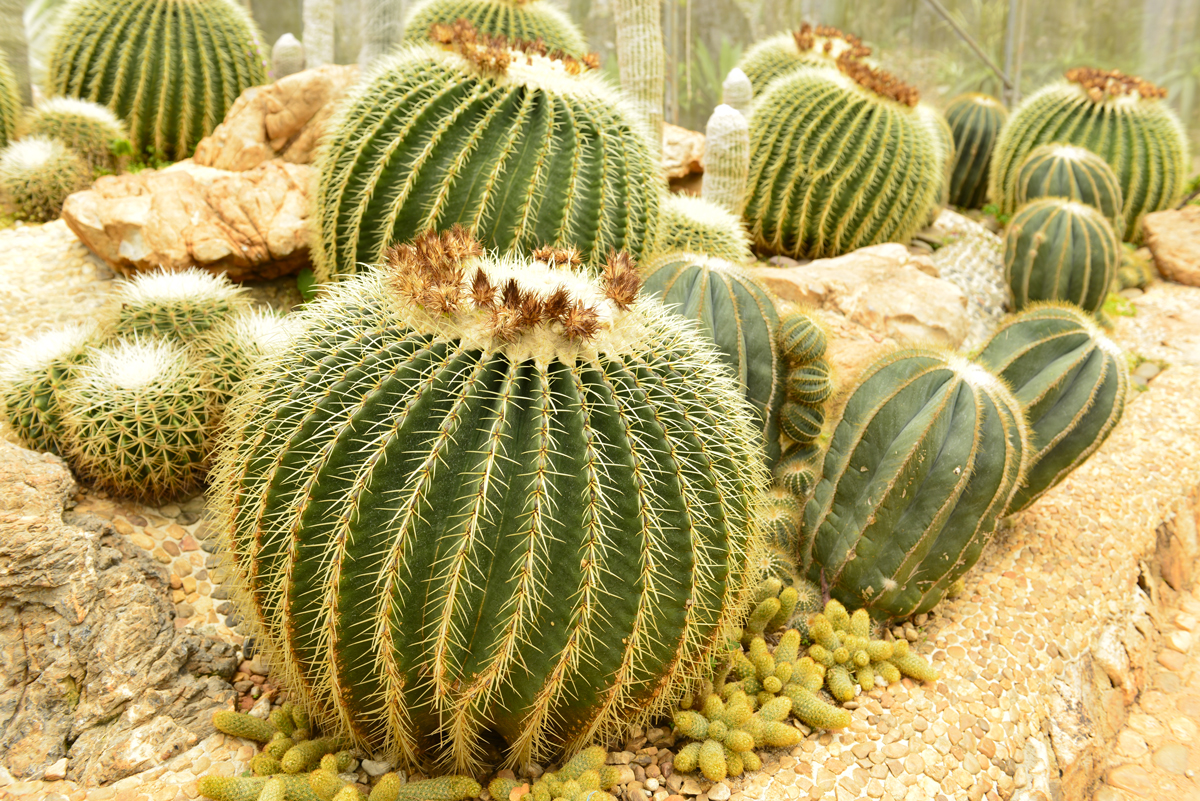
[22, 97, 127, 174]
[272, 34, 307, 78]
[0, 50, 21, 148]
[211, 230, 770, 772]
[614, 0, 665, 149]
[401, 0, 588, 56]
[303, 0, 336, 67]
[702, 104, 750, 217]
[657, 194, 753, 263]
[917, 102, 954, 222]
[721, 68, 753, 117]
[0, 136, 91, 222]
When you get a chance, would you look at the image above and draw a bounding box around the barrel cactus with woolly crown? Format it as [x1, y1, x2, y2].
[0, 50, 18, 149]
[1013, 143, 1124, 235]
[0, 136, 90, 221]
[46, 0, 268, 161]
[0, 322, 99, 454]
[658, 195, 753, 263]
[108, 268, 251, 340]
[312, 24, 661, 282]
[402, 0, 587, 56]
[945, 93, 1007, 209]
[23, 97, 127, 173]
[1005, 198, 1118, 314]
[975, 303, 1128, 515]
[801, 348, 1028, 619]
[639, 251, 782, 462]
[744, 62, 940, 259]
[211, 229, 770, 772]
[737, 24, 871, 97]
[989, 68, 1189, 239]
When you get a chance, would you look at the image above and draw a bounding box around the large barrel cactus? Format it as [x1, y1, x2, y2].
[639, 251, 783, 462]
[0, 50, 18, 149]
[313, 25, 661, 282]
[1013, 143, 1124, 236]
[211, 230, 770, 772]
[800, 348, 1028, 619]
[975, 304, 1128, 515]
[46, 0, 268, 160]
[402, 0, 587, 56]
[989, 67, 1189, 239]
[945, 93, 1007, 209]
[737, 24, 870, 96]
[744, 62, 940, 259]
[1005, 198, 1118, 314]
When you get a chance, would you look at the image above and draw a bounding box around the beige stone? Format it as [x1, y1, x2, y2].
[1143, 205, 1200, 287]
[662, 123, 704, 179]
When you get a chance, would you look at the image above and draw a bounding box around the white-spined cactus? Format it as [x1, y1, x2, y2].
[22, 97, 127, 174]
[272, 33, 307, 78]
[0, 136, 91, 222]
[211, 229, 770, 772]
[721, 68, 753, 117]
[702, 104, 750, 217]
[614, 0, 665, 145]
[108, 268, 251, 340]
[0, 322, 99, 454]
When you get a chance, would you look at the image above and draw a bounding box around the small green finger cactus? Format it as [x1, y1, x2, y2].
[1013, 143, 1125, 236]
[369, 774, 404, 801]
[702, 104, 751, 217]
[214, 710, 278, 743]
[199, 774, 322, 801]
[309, 768, 346, 801]
[110, 268, 251, 341]
[261, 777, 288, 801]
[281, 737, 343, 774]
[0, 322, 98, 455]
[0, 51, 18, 149]
[0, 136, 91, 222]
[671, 691, 764, 781]
[402, 0, 588, 56]
[945, 93, 1007, 209]
[395, 777, 482, 801]
[252, 753, 283, 776]
[657, 194, 753, 263]
[22, 97, 127, 174]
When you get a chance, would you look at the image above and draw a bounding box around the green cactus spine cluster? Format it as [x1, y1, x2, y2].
[1013, 144, 1124, 235]
[975, 303, 1128, 515]
[944, 93, 1007, 209]
[656, 194, 753, 263]
[110, 268, 251, 340]
[47, 0, 268, 160]
[673, 691, 796, 781]
[402, 0, 587, 56]
[736, 24, 870, 97]
[701, 104, 750, 218]
[774, 311, 831, 499]
[801, 348, 1028, 620]
[22, 97, 127, 174]
[744, 65, 941, 259]
[0, 50, 19, 149]
[0, 322, 98, 455]
[211, 230, 770, 772]
[312, 28, 661, 282]
[989, 69, 1189, 239]
[0, 136, 91, 222]
[1004, 198, 1119, 314]
[640, 252, 782, 462]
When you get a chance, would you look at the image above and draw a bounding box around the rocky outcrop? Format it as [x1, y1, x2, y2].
[61, 160, 311, 282]
[0, 442, 236, 785]
[1142, 205, 1200, 287]
[663, 123, 705, 180]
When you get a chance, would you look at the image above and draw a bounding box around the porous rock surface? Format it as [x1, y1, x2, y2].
[0, 442, 237, 785]
[1142, 205, 1200, 287]
[663, 122, 705, 179]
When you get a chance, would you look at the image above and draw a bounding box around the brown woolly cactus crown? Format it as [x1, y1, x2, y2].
[1066, 67, 1167, 101]
[428, 18, 600, 74]
[835, 54, 919, 106]
[792, 23, 871, 61]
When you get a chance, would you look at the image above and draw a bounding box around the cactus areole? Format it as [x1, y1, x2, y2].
[211, 230, 770, 773]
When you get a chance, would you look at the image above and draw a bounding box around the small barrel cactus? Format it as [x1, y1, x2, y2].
[975, 303, 1128, 515]
[702, 104, 750, 217]
[944, 93, 1007, 210]
[0, 50, 18, 149]
[657, 195, 753, 263]
[1004, 198, 1119, 314]
[108, 268, 251, 340]
[744, 62, 939, 259]
[1013, 143, 1124, 236]
[773, 310, 831, 500]
[0, 136, 91, 222]
[989, 67, 1189, 239]
[211, 230, 770, 771]
[272, 33, 307, 78]
[801, 348, 1028, 619]
[312, 24, 661, 281]
[60, 337, 214, 502]
[721, 68, 753, 117]
[22, 97, 127, 174]
[47, 0, 268, 160]
[639, 251, 783, 462]
[402, 0, 587, 56]
[195, 308, 297, 406]
[0, 322, 98, 454]
[737, 24, 870, 97]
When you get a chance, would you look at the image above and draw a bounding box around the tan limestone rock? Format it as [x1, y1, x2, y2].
[61, 160, 312, 281]
[192, 64, 360, 171]
[1142, 205, 1200, 286]
[662, 123, 704, 179]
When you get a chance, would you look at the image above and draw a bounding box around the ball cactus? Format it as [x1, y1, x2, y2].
[0, 322, 98, 455]
[60, 337, 215, 502]
[108, 268, 251, 340]
[743, 63, 941, 259]
[312, 24, 661, 282]
[944, 93, 1007, 209]
[639, 251, 783, 461]
[0, 50, 19, 149]
[974, 303, 1128, 515]
[1004, 198, 1119, 314]
[773, 310, 831, 501]
[657, 195, 753, 263]
[22, 97, 127, 174]
[737, 24, 870, 97]
[47, 0, 268, 161]
[701, 104, 750, 217]
[0, 136, 91, 222]
[401, 0, 588, 56]
[210, 230, 770, 771]
[989, 67, 1189, 239]
[1013, 143, 1124, 236]
[800, 348, 1028, 619]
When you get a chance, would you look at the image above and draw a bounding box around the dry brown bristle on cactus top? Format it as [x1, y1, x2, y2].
[430, 19, 599, 75]
[791, 23, 871, 60]
[1065, 66, 1168, 100]
[835, 52, 919, 106]
[602, 251, 642, 310]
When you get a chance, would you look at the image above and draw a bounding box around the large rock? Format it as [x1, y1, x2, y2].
[663, 123, 705, 180]
[0, 442, 236, 785]
[1142, 205, 1200, 287]
[61, 160, 312, 281]
[192, 64, 360, 171]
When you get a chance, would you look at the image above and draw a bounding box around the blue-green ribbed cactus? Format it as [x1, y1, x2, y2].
[0, 50, 18, 149]
[401, 0, 588, 56]
[1013, 143, 1124, 236]
[945, 93, 1007, 209]
[801, 348, 1028, 619]
[312, 24, 661, 282]
[990, 67, 1189, 240]
[46, 0, 268, 160]
[211, 230, 770, 772]
[975, 303, 1128, 514]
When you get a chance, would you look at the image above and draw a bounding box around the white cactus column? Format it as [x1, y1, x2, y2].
[272, 33, 307, 78]
[359, 0, 405, 67]
[722, 67, 753, 118]
[614, 0, 665, 152]
[303, 0, 336, 68]
[702, 104, 750, 216]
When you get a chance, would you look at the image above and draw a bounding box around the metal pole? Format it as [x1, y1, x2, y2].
[1003, 0, 1018, 105]
[922, 0, 1012, 91]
